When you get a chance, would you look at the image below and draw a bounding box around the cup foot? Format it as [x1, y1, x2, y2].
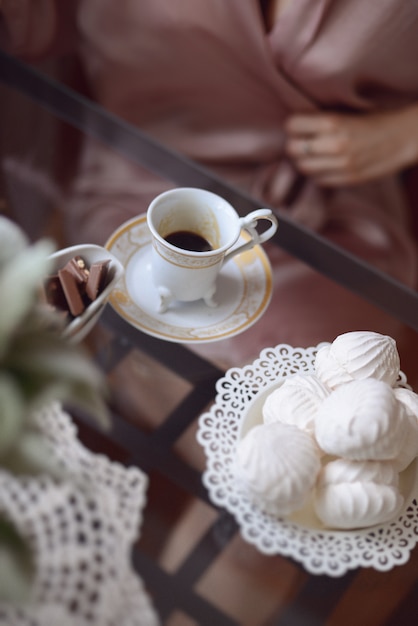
[157, 286, 174, 314]
[156, 284, 218, 313]
[203, 289, 218, 309]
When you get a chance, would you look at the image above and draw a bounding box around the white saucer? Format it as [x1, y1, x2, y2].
[105, 214, 273, 343]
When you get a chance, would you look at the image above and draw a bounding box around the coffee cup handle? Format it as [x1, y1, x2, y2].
[223, 209, 278, 263]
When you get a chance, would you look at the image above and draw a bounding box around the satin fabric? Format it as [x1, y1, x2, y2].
[2, 1, 418, 365]
[71, 1, 418, 268]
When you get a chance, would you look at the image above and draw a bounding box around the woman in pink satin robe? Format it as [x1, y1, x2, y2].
[2, 0, 418, 368]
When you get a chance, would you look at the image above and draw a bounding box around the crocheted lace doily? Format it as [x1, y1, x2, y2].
[0, 403, 159, 626]
[197, 343, 418, 577]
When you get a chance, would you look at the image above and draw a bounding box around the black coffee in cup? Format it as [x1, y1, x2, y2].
[164, 230, 213, 252]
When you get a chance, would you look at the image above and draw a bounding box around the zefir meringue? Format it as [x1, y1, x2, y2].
[391, 388, 418, 471]
[262, 374, 329, 435]
[315, 331, 400, 389]
[235, 422, 321, 517]
[314, 459, 404, 528]
[315, 378, 410, 461]
[393, 410, 418, 471]
[394, 387, 418, 422]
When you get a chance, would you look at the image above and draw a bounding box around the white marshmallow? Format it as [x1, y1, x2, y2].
[315, 379, 409, 461]
[315, 331, 400, 390]
[262, 374, 329, 435]
[314, 459, 403, 529]
[235, 422, 321, 517]
[392, 403, 418, 471]
[317, 456, 399, 485]
[394, 387, 418, 421]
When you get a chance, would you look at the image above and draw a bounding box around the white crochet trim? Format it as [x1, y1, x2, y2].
[0, 403, 159, 626]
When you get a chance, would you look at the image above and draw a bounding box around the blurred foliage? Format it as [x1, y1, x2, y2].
[0, 216, 110, 603]
[0, 518, 34, 603]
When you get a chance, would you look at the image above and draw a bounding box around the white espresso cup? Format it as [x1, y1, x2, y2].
[147, 187, 278, 313]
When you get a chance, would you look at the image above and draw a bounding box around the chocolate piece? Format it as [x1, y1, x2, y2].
[63, 255, 89, 284]
[42, 275, 68, 311]
[58, 269, 86, 316]
[85, 260, 110, 301]
[42, 255, 110, 323]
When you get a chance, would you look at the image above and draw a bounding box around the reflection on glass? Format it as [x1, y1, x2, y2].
[1, 3, 418, 369]
[1, 2, 418, 291]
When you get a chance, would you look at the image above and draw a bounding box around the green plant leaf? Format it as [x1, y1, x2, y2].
[0, 217, 29, 267]
[62, 381, 110, 428]
[0, 239, 55, 356]
[0, 375, 25, 457]
[1, 429, 66, 478]
[0, 516, 34, 603]
[6, 328, 110, 428]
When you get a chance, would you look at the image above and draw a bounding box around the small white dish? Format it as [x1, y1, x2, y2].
[197, 343, 418, 576]
[105, 214, 273, 343]
[48, 244, 124, 342]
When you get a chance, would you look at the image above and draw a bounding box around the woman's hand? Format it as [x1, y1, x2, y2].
[285, 105, 418, 186]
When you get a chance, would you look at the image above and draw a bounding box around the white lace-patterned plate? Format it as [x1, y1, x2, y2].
[105, 215, 272, 343]
[197, 343, 418, 577]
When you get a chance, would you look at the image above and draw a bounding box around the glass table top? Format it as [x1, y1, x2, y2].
[1, 48, 418, 626]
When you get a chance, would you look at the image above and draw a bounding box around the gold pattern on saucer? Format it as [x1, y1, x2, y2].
[105, 214, 273, 344]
